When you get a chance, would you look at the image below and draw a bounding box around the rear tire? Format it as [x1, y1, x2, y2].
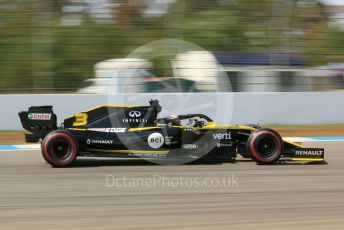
[42, 130, 78, 167]
[247, 128, 283, 164]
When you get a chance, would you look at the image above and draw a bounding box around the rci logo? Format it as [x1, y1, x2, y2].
[129, 111, 141, 117]
[147, 132, 164, 149]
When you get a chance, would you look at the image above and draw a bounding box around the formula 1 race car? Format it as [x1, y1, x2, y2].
[18, 100, 325, 167]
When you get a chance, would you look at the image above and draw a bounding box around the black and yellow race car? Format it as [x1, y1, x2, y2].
[18, 100, 325, 167]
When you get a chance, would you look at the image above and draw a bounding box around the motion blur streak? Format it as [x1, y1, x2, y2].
[0, 0, 343, 93]
[0, 142, 343, 229]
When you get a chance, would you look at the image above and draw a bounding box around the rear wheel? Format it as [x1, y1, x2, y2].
[42, 130, 78, 167]
[247, 128, 283, 164]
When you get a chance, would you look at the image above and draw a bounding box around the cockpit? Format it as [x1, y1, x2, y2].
[155, 114, 213, 128]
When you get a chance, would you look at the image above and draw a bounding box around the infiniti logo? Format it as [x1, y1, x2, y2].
[129, 111, 141, 117]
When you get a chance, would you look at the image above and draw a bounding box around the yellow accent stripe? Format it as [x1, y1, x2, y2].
[86, 149, 169, 154]
[67, 128, 87, 131]
[283, 139, 304, 148]
[129, 127, 161, 132]
[128, 125, 254, 132]
[172, 124, 255, 130]
[291, 158, 324, 161]
[204, 121, 218, 127]
[198, 125, 256, 130]
[127, 125, 256, 131]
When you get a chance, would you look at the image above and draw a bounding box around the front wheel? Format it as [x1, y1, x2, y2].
[247, 128, 283, 164]
[41, 130, 79, 167]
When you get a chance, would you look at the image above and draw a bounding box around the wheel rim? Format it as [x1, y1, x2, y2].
[256, 137, 276, 157]
[50, 138, 72, 160]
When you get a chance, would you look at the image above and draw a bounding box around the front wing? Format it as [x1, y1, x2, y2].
[283, 147, 325, 162]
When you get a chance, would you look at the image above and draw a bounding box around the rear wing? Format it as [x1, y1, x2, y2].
[18, 106, 57, 143]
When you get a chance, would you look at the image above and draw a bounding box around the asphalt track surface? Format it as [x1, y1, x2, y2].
[0, 141, 343, 230]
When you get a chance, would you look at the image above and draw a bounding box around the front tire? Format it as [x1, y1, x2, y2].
[247, 128, 283, 164]
[42, 130, 78, 167]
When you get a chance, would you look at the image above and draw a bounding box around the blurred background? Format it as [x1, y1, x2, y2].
[0, 0, 343, 93]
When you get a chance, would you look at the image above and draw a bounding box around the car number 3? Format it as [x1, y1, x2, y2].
[73, 113, 88, 126]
